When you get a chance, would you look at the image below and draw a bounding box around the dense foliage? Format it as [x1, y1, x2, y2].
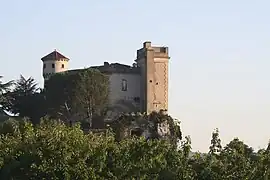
[1, 69, 109, 126]
[0, 76, 13, 107]
[0, 118, 269, 179]
[45, 68, 109, 127]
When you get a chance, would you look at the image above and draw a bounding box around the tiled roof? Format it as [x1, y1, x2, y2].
[41, 50, 69, 61]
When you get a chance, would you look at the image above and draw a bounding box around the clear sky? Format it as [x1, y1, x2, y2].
[1, 0, 270, 152]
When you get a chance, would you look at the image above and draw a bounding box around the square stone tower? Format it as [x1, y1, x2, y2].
[135, 41, 170, 114]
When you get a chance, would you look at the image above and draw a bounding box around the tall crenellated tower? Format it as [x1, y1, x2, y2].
[41, 50, 69, 82]
[135, 41, 170, 114]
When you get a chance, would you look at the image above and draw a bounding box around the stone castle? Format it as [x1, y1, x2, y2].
[41, 41, 170, 119]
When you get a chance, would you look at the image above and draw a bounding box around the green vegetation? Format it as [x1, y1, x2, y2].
[0, 71, 269, 179]
[0, 118, 269, 179]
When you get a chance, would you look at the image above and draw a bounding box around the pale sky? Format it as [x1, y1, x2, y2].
[1, 0, 269, 152]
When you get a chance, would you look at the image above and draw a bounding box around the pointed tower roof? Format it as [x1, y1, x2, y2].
[41, 49, 69, 61]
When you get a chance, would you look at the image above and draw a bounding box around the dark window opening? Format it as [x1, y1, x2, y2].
[131, 128, 143, 137]
[52, 64, 55, 68]
[122, 79, 127, 91]
[62, 64, 64, 68]
[156, 82, 158, 85]
[161, 47, 167, 53]
[134, 97, 140, 103]
[43, 64, 46, 69]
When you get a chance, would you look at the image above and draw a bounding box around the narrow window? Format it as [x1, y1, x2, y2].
[122, 79, 127, 91]
[43, 64, 46, 69]
[52, 64, 55, 68]
[62, 64, 64, 68]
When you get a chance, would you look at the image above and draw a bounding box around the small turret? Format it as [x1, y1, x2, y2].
[41, 49, 69, 81]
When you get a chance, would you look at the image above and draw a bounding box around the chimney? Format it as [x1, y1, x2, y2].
[104, 62, 109, 66]
[143, 41, 151, 48]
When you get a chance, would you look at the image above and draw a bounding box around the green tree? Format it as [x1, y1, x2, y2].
[44, 72, 74, 121]
[73, 68, 109, 128]
[0, 117, 269, 179]
[209, 128, 222, 155]
[193, 129, 223, 180]
[0, 118, 187, 179]
[220, 138, 255, 179]
[45, 68, 109, 128]
[4, 75, 46, 123]
[14, 75, 38, 95]
[0, 75, 13, 106]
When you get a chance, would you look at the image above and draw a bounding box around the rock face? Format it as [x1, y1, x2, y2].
[108, 112, 174, 141]
[157, 120, 170, 137]
[131, 120, 171, 139]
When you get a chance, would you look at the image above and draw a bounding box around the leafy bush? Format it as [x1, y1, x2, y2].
[0, 118, 269, 179]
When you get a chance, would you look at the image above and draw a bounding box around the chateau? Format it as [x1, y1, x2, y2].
[41, 41, 170, 118]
